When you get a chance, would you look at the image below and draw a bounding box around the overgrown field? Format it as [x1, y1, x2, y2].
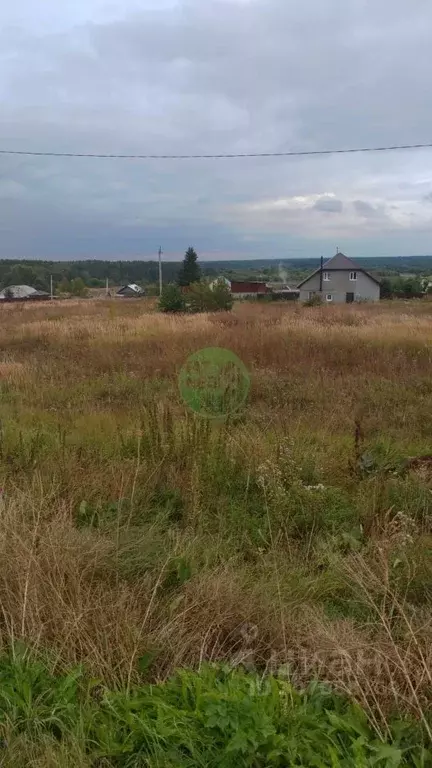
[0, 298, 430, 765]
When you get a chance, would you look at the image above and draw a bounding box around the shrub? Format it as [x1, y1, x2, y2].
[70, 277, 88, 297]
[304, 293, 323, 307]
[160, 281, 233, 313]
[187, 281, 233, 313]
[159, 283, 186, 313]
[210, 278, 234, 311]
[57, 277, 71, 294]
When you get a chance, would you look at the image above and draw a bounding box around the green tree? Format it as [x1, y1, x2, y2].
[188, 281, 233, 313]
[70, 277, 88, 297]
[187, 282, 212, 313]
[209, 279, 233, 311]
[159, 284, 186, 313]
[177, 247, 201, 286]
[2, 264, 39, 288]
[380, 278, 392, 299]
[57, 278, 72, 294]
[33, 273, 50, 292]
[392, 276, 423, 298]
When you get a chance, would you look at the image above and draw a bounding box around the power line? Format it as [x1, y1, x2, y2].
[0, 141, 432, 160]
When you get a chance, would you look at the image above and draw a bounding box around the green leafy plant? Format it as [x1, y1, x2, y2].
[0, 655, 427, 766]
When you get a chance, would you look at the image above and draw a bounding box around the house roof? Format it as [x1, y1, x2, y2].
[323, 251, 361, 270]
[116, 284, 143, 294]
[266, 282, 297, 291]
[297, 252, 381, 288]
[0, 284, 49, 299]
[230, 281, 269, 293]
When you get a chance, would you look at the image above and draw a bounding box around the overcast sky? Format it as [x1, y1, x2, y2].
[1, 0, 432, 260]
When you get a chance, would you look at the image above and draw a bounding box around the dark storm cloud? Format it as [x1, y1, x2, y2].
[1, 0, 432, 258]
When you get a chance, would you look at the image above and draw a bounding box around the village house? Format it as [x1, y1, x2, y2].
[116, 284, 145, 298]
[297, 251, 380, 304]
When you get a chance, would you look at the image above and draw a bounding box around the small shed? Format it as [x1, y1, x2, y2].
[116, 284, 145, 298]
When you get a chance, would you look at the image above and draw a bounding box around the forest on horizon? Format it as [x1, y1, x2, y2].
[0, 254, 431, 294]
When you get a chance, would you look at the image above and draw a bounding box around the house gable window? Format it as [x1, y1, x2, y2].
[325, 294, 333, 302]
[323, 272, 330, 281]
[349, 271, 357, 281]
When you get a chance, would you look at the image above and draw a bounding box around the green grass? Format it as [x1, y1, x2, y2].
[0, 651, 428, 767]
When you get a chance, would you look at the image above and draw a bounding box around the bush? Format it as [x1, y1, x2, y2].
[70, 277, 88, 297]
[159, 283, 186, 313]
[188, 281, 233, 313]
[160, 281, 233, 313]
[380, 278, 393, 299]
[304, 293, 323, 307]
[210, 278, 234, 311]
[57, 277, 71, 294]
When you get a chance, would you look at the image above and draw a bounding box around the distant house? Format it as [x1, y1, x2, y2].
[210, 278, 299, 300]
[297, 251, 380, 303]
[0, 285, 50, 302]
[116, 284, 144, 298]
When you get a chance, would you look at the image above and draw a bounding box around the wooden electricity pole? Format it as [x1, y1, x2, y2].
[158, 246, 163, 296]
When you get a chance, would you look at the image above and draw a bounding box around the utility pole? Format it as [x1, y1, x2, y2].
[106, 277, 109, 297]
[158, 246, 163, 297]
[50, 275, 53, 300]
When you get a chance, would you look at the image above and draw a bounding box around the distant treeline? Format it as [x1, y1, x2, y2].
[0, 260, 184, 292]
[0, 255, 431, 293]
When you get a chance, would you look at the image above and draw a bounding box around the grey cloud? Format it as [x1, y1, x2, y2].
[1, 0, 432, 258]
[313, 198, 343, 213]
[353, 200, 385, 219]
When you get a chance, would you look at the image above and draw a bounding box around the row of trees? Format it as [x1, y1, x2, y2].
[0, 250, 203, 296]
[380, 276, 428, 299]
[159, 247, 232, 313]
[0, 264, 91, 297]
[0, 260, 184, 291]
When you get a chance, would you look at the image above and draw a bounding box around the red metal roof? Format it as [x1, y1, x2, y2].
[230, 281, 269, 293]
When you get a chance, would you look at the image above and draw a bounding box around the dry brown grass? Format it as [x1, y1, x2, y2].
[0, 298, 430, 727]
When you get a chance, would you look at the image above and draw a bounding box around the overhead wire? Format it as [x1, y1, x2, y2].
[0, 142, 431, 160]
